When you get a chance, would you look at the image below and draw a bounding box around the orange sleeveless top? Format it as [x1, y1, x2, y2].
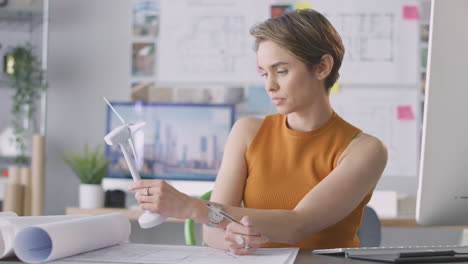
[243, 112, 371, 249]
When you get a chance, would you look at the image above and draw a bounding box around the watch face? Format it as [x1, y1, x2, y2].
[208, 207, 224, 223]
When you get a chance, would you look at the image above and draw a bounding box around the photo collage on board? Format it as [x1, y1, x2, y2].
[131, 0, 160, 101]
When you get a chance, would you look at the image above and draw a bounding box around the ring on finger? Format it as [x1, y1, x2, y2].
[235, 234, 244, 246]
[244, 244, 251, 249]
[143, 187, 149, 196]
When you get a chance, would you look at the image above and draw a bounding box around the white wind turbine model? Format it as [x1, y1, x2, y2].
[103, 97, 167, 228]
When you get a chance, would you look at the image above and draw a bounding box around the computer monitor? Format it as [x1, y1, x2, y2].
[416, 0, 468, 226]
[103, 102, 235, 197]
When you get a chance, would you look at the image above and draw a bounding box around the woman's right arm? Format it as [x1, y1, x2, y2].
[202, 117, 263, 250]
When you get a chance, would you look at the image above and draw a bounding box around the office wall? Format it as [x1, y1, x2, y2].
[45, 0, 420, 213]
[44, 0, 463, 247]
[45, 0, 422, 215]
[46, 0, 131, 214]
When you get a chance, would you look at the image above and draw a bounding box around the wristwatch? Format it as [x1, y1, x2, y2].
[206, 202, 224, 227]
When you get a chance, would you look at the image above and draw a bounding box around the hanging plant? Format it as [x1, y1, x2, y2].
[5, 43, 47, 165]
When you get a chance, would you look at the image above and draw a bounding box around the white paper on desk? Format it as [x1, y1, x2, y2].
[13, 213, 131, 263]
[0, 215, 88, 259]
[57, 244, 299, 264]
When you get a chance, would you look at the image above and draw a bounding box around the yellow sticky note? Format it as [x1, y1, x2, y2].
[330, 81, 341, 94]
[294, 1, 311, 10]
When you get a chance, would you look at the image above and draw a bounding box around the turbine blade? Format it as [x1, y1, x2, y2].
[103, 97, 126, 124]
[128, 136, 138, 163]
[130, 122, 146, 133]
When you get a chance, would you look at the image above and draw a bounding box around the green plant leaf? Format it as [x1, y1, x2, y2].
[6, 43, 48, 165]
[62, 144, 110, 184]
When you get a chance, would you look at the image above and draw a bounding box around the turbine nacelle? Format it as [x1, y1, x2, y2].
[104, 124, 130, 145]
[103, 97, 145, 163]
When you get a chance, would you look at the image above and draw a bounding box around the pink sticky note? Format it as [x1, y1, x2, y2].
[397, 105, 414, 121]
[403, 5, 419, 20]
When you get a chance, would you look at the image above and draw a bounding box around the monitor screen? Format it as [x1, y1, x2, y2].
[416, 0, 468, 225]
[105, 102, 235, 182]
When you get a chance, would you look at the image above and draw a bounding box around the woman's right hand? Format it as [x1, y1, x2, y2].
[224, 216, 269, 255]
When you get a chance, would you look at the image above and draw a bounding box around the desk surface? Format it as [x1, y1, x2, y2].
[296, 251, 468, 263]
[0, 250, 395, 264]
[66, 207, 184, 223]
[66, 207, 467, 228]
[7, 249, 468, 264]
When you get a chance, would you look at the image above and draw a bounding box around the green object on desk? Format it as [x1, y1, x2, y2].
[185, 190, 212, 246]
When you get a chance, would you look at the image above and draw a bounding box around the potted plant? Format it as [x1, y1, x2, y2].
[62, 144, 110, 209]
[4, 43, 47, 165]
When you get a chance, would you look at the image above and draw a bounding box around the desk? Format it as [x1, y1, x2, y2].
[65, 207, 468, 246]
[65, 207, 184, 223]
[380, 217, 468, 229]
[0, 249, 398, 264]
[7, 249, 468, 264]
[296, 251, 468, 263]
[64, 207, 443, 228]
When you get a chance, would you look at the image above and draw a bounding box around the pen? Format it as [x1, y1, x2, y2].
[206, 203, 243, 225]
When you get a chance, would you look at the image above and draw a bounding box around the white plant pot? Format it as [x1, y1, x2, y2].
[79, 184, 104, 209]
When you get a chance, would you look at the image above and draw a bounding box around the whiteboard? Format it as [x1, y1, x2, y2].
[157, 0, 269, 84]
[153, 0, 422, 180]
[311, 0, 420, 85]
[331, 88, 421, 178]
[156, 0, 419, 85]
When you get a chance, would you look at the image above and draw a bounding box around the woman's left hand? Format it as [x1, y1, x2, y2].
[129, 180, 194, 219]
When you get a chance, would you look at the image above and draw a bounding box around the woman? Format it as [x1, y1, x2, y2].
[129, 9, 387, 255]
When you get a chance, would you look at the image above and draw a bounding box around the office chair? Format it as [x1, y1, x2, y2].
[357, 206, 381, 247]
[184, 194, 381, 247]
[185, 190, 212, 245]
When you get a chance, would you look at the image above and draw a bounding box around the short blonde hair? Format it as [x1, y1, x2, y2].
[250, 9, 344, 91]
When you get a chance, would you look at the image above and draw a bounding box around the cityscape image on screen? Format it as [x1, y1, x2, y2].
[105, 102, 235, 181]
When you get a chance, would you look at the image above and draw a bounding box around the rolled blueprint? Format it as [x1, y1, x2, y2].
[0, 214, 88, 259]
[14, 213, 131, 263]
[20, 167, 32, 216]
[7, 167, 20, 184]
[0, 212, 17, 217]
[31, 134, 45, 216]
[2, 183, 24, 216]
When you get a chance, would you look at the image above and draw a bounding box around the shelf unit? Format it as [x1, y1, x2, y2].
[0, 11, 43, 31]
[0, 0, 46, 83]
[0, 0, 48, 174]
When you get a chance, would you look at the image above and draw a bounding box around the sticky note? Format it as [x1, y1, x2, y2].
[403, 5, 419, 20]
[397, 105, 414, 121]
[271, 5, 293, 18]
[330, 81, 341, 94]
[294, 1, 311, 10]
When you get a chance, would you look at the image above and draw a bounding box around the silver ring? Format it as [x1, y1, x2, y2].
[143, 187, 149, 196]
[244, 244, 251, 249]
[235, 234, 244, 245]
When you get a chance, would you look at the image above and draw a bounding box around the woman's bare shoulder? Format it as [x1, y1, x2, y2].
[354, 133, 387, 150]
[231, 117, 264, 145]
[338, 132, 388, 165]
[234, 116, 264, 132]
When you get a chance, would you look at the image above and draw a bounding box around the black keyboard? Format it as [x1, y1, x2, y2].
[313, 245, 468, 257]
